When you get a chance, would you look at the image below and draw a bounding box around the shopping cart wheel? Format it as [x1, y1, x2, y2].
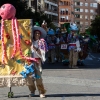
[8, 92, 14, 98]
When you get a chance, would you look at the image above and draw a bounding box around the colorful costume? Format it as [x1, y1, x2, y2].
[0, 4, 39, 89]
[47, 29, 56, 63]
[26, 24, 48, 97]
[67, 23, 81, 68]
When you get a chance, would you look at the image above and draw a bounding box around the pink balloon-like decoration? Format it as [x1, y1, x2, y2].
[0, 3, 38, 65]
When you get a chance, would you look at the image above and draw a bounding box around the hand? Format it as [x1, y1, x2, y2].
[31, 45, 37, 51]
[77, 48, 81, 52]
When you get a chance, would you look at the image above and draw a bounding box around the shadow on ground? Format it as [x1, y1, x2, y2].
[43, 62, 100, 69]
[9, 93, 100, 98]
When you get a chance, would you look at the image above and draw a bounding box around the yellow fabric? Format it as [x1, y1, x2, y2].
[0, 19, 32, 76]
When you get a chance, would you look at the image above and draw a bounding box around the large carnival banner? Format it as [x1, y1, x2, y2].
[0, 19, 33, 87]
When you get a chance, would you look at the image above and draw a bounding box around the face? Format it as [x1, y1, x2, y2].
[71, 31, 75, 35]
[0, 4, 16, 19]
[34, 31, 41, 40]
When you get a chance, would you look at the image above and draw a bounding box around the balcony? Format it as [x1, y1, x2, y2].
[74, 0, 80, 1]
[47, 0, 58, 4]
[60, 19, 69, 22]
[60, 11, 68, 15]
[44, 8, 58, 14]
[59, 1, 70, 6]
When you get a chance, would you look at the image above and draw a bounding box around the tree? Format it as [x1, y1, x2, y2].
[0, 0, 56, 30]
[90, 15, 100, 40]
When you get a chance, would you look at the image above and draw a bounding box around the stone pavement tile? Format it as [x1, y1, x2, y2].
[42, 69, 84, 79]
[0, 83, 100, 100]
[81, 69, 100, 80]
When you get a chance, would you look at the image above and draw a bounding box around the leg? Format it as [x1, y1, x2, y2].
[26, 75, 36, 94]
[55, 46, 60, 62]
[47, 50, 51, 63]
[51, 49, 55, 63]
[69, 49, 73, 68]
[35, 61, 46, 97]
[72, 50, 78, 68]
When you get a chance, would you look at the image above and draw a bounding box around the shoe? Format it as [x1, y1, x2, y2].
[68, 65, 72, 68]
[40, 94, 46, 98]
[72, 66, 78, 69]
[29, 93, 35, 97]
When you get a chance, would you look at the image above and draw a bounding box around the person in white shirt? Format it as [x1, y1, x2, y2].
[27, 25, 48, 98]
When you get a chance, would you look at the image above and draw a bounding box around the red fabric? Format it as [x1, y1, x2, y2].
[69, 44, 76, 46]
[35, 58, 41, 60]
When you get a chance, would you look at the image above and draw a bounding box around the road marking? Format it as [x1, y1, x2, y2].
[43, 76, 100, 88]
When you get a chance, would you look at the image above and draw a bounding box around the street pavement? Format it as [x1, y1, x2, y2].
[0, 53, 100, 100]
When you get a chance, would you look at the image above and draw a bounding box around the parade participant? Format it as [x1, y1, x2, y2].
[55, 28, 60, 62]
[47, 29, 56, 63]
[67, 23, 81, 68]
[55, 28, 65, 62]
[27, 23, 48, 98]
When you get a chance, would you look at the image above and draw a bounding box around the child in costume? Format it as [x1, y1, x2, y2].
[67, 23, 81, 68]
[26, 23, 48, 98]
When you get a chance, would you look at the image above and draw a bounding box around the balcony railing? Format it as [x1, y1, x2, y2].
[44, 8, 58, 13]
[60, 20, 70, 22]
[60, 11, 68, 15]
[46, 0, 58, 4]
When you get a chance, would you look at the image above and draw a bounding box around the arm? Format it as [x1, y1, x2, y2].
[31, 44, 41, 55]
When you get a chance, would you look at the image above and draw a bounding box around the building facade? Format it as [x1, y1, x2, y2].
[73, 0, 97, 33]
[58, 0, 74, 27]
[97, 3, 100, 15]
[44, 0, 58, 26]
[26, 0, 58, 26]
[28, 0, 44, 12]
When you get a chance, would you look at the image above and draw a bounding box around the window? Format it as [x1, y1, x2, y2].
[59, 1, 63, 5]
[66, 9, 68, 14]
[85, 15, 88, 19]
[93, 3, 98, 8]
[75, 14, 80, 18]
[31, 0, 35, 7]
[80, 2, 83, 6]
[85, 26, 89, 29]
[77, 22, 80, 24]
[90, 16, 93, 19]
[85, 22, 88, 25]
[80, 15, 83, 19]
[80, 22, 83, 24]
[85, 9, 88, 12]
[75, 2, 77, 6]
[90, 3, 93, 7]
[75, 8, 80, 12]
[66, 16, 68, 20]
[80, 28, 83, 31]
[74, 2, 80, 6]
[80, 9, 83, 12]
[85, 3, 88, 6]
[90, 9, 94, 13]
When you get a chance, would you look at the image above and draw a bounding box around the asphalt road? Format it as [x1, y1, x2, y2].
[0, 53, 100, 100]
